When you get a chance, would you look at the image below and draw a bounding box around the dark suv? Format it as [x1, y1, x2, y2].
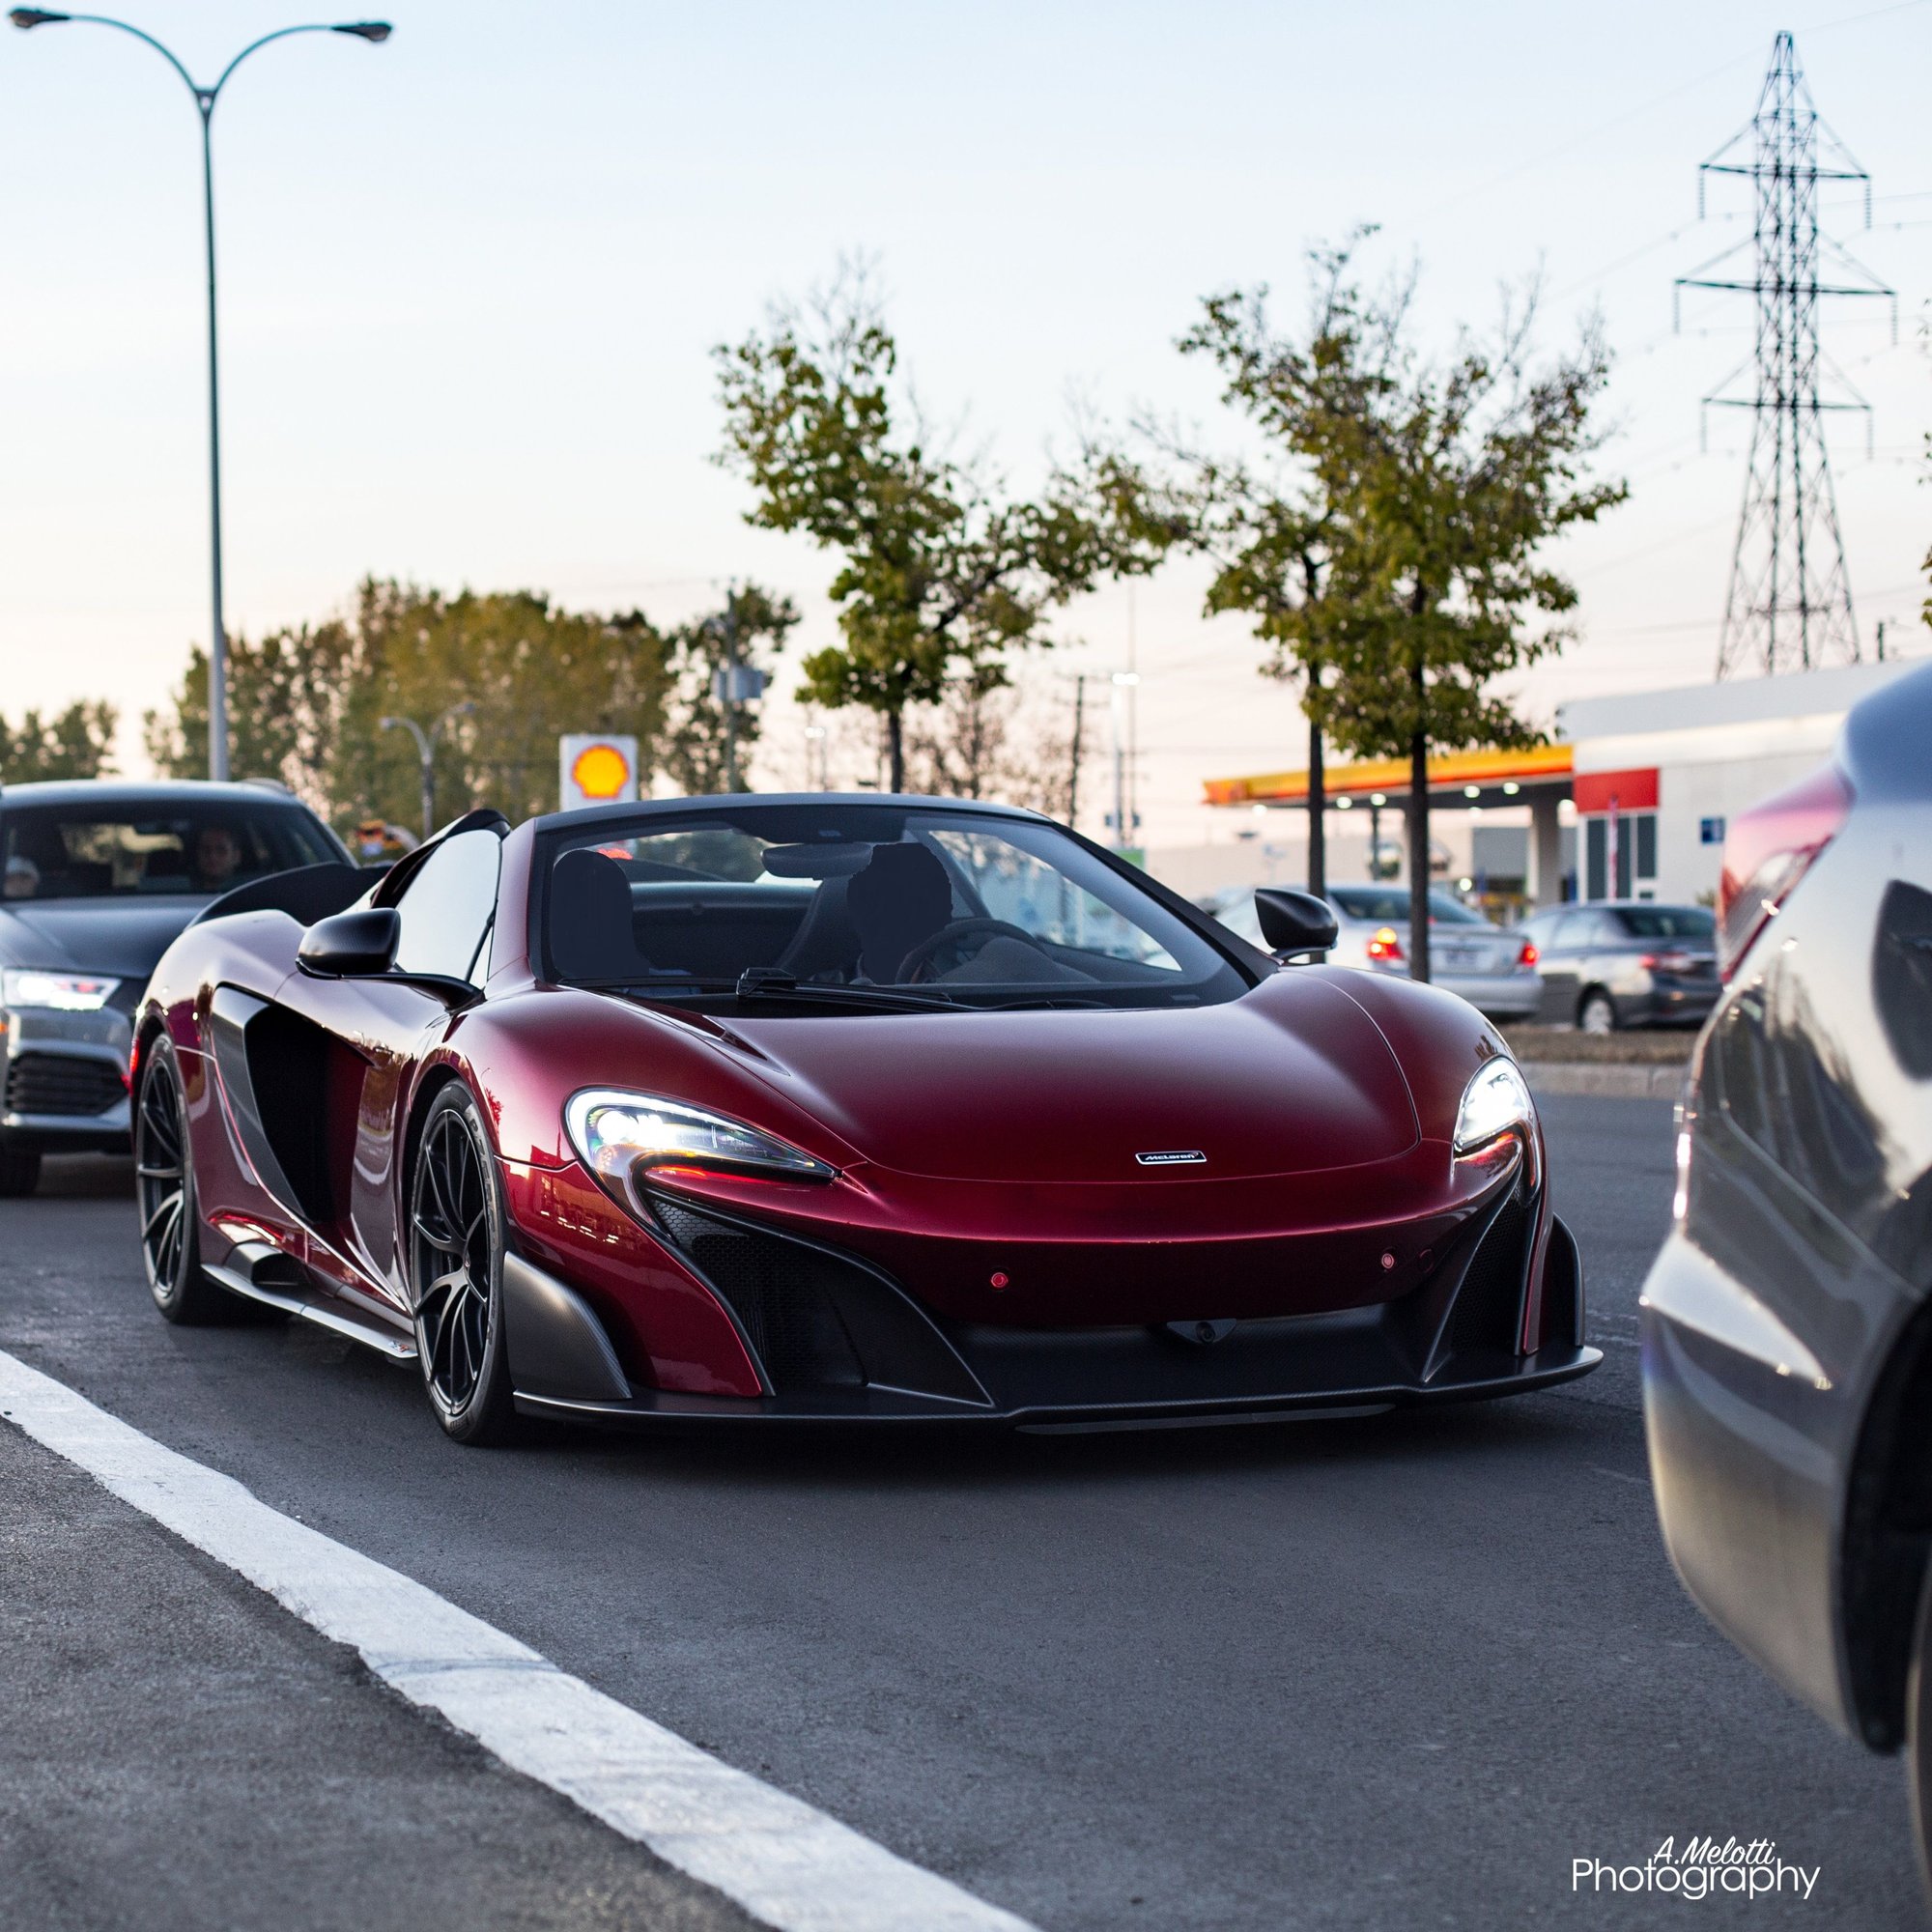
[0, 780, 348, 1194]
[1517, 900, 1719, 1033]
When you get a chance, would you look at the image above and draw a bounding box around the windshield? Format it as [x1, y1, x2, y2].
[1616, 906, 1715, 941]
[1330, 886, 1489, 926]
[1, 801, 339, 902]
[541, 804, 1249, 1009]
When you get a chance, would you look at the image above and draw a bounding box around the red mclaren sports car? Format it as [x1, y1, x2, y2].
[130, 796, 1599, 1443]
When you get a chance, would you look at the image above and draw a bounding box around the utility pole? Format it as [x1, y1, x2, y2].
[1108, 672, 1138, 855]
[722, 589, 739, 791]
[11, 11, 392, 779]
[1066, 674, 1087, 830]
[1306, 677, 1326, 898]
[1124, 587, 1139, 849]
[705, 586, 765, 792]
[1677, 31, 1892, 677]
[380, 700, 474, 838]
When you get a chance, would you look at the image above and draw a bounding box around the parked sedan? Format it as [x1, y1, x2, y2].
[1640, 661, 1932, 1889]
[1201, 884, 1542, 1021]
[1517, 900, 1719, 1033]
[0, 780, 348, 1195]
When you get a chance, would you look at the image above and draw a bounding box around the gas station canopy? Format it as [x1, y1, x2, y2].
[1204, 743, 1574, 812]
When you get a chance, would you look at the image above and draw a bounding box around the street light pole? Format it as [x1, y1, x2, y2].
[10, 11, 391, 782]
[381, 701, 474, 839]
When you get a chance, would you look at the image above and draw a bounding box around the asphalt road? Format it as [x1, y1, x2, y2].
[2, 1094, 1922, 1931]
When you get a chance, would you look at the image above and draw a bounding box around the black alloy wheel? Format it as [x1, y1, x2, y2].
[409, 1085, 517, 1444]
[135, 1036, 224, 1322]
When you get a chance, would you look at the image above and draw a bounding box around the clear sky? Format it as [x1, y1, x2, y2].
[2, 0, 1927, 847]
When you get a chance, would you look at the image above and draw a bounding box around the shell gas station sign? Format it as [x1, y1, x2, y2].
[558, 735, 639, 810]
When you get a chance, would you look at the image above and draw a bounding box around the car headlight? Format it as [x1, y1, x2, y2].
[1, 969, 121, 1011]
[1453, 1057, 1534, 1155]
[563, 1090, 836, 1193]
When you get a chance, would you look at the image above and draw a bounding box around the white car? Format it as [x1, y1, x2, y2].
[1200, 883, 1542, 1022]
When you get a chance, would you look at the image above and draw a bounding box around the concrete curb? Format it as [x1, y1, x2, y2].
[1520, 1061, 1686, 1099]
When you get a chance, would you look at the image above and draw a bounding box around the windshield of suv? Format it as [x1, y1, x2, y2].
[1, 801, 339, 901]
[1615, 906, 1716, 941]
[1330, 886, 1489, 926]
[542, 804, 1249, 1009]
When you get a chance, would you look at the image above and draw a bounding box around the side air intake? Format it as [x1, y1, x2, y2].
[644, 1192, 990, 1406]
[1447, 1182, 1533, 1356]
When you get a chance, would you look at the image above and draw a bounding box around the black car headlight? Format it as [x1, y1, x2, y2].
[1453, 1057, 1535, 1157]
[564, 1089, 836, 1196]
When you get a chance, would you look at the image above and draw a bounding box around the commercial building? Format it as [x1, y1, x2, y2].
[1188, 656, 1920, 911]
[1554, 658, 1916, 904]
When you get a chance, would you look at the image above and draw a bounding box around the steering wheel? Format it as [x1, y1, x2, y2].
[896, 917, 1041, 984]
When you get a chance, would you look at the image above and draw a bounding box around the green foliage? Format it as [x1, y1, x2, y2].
[1306, 289, 1626, 766]
[0, 699, 118, 782]
[654, 582, 799, 795]
[144, 580, 675, 834]
[716, 272, 1153, 788]
[901, 674, 1074, 814]
[1101, 237, 1624, 975]
[330, 582, 671, 829]
[144, 625, 351, 805]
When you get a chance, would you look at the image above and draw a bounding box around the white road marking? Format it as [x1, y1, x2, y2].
[0, 1348, 1035, 1932]
[1589, 1464, 1653, 1490]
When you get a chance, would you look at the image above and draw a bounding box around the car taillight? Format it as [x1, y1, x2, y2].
[1718, 763, 1853, 979]
[1366, 926, 1405, 963]
[1517, 940, 1539, 968]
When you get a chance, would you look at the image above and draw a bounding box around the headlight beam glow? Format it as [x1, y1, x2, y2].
[1453, 1057, 1535, 1157]
[563, 1090, 835, 1201]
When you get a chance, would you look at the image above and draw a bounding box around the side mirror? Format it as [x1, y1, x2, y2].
[1254, 888, 1338, 962]
[298, 906, 400, 978]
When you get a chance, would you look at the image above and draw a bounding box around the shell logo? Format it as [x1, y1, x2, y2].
[570, 742, 632, 802]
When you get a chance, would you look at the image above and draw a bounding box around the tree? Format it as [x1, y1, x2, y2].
[1089, 240, 1399, 897]
[145, 623, 352, 810]
[145, 580, 674, 833]
[331, 582, 672, 828]
[716, 271, 1152, 791]
[653, 582, 800, 795]
[0, 700, 118, 782]
[901, 671, 1074, 815]
[1311, 266, 1624, 980]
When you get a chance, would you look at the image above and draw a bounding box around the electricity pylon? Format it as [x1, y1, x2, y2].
[1675, 31, 1893, 678]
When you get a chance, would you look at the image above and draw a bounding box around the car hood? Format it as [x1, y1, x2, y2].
[720, 973, 1420, 1183]
[0, 896, 210, 981]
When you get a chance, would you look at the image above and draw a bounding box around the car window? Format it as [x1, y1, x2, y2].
[541, 803, 1249, 1009]
[392, 830, 501, 984]
[0, 800, 338, 901]
[1329, 887, 1487, 925]
[1615, 906, 1716, 941]
[1548, 912, 1592, 950]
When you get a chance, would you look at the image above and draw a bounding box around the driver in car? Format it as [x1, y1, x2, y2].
[191, 824, 245, 895]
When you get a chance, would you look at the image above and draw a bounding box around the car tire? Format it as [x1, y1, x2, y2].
[135, 1036, 228, 1324]
[1578, 988, 1618, 1036]
[0, 1145, 41, 1198]
[409, 1083, 519, 1446]
[1906, 1557, 1932, 1907]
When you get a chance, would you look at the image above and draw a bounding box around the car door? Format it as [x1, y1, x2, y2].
[270, 827, 503, 1316]
[1527, 910, 1581, 1021]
